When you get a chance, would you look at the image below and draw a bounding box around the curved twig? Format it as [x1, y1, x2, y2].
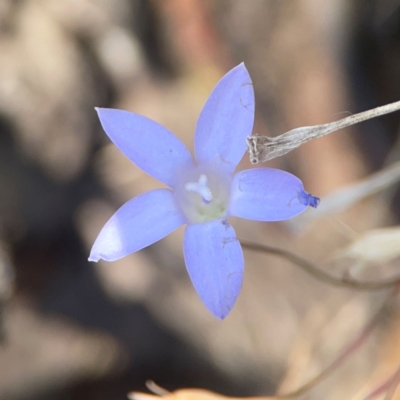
[241, 241, 400, 290]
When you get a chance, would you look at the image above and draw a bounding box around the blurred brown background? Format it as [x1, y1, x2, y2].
[1, 1, 400, 399]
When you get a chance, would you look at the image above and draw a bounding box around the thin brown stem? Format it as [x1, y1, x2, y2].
[383, 364, 400, 400]
[364, 363, 400, 400]
[273, 292, 396, 399]
[241, 241, 400, 290]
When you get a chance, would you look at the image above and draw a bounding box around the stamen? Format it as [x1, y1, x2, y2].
[185, 174, 213, 203]
[299, 190, 320, 208]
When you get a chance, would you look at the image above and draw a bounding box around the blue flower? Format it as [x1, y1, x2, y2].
[89, 63, 319, 320]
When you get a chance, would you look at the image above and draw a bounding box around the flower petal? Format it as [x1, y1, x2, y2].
[89, 189, 185, 262]
[229, 168, 320, 221]
[183, 219, 244, 319]
[194, 63, 255, 173]
[96, 108, 194, 187]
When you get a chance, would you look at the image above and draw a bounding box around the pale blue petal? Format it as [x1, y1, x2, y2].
[230, 168, 320, 221]
[96, 108, 194, 187]
[194, 63, 255, 173]
[89, 189, 185, 262]
[183, 220, 244, 320]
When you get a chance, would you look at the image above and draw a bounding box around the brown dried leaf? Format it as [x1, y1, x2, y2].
[247, 101, 400, 164]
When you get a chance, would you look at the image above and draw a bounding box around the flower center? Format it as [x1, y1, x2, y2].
[185, 174, 213, 204]
[174, 166, 231, 224]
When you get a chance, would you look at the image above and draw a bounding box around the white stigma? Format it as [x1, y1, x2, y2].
[185, 174, 213, 203]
